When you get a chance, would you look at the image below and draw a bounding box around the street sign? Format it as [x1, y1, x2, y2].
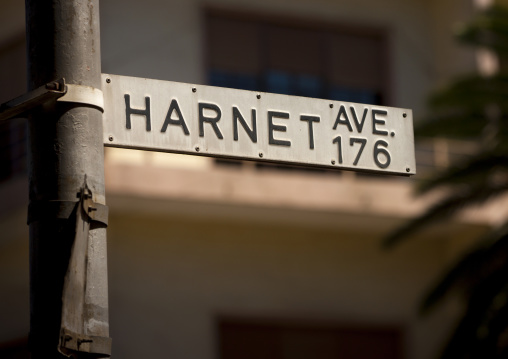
[102, 74, 416, 176]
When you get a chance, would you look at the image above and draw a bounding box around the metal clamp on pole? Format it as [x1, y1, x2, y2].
[58, 82, 104, 112]
[27, 199, 109, 226]
[58, 176, 111, 358]
[0, 78, 104, 122]
[60, 328, 112, 357]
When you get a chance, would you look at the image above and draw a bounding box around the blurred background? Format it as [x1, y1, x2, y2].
[1, 0, 507, 358]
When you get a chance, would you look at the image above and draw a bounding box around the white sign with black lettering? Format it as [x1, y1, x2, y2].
[102, 74, 416, 176]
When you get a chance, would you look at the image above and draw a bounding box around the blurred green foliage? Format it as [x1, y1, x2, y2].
[384, 3, 508, 358]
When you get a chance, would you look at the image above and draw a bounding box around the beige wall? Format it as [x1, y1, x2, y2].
[428, 0, 476, 86]
[104, 203, 488, 359]
[108, 212, 441, 359]
[100, 158, 496, 359]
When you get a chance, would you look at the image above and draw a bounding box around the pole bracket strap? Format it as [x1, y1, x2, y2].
[60, 327, 112, 357]
[27, 199, 108, 226]
[0, 78, 104, 122]
[59, 83, 104, 111]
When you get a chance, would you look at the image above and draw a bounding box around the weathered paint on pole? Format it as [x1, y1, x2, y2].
[25, 0, 110, 357]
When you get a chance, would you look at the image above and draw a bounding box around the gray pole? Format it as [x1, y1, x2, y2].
[26, 0, 110, 357]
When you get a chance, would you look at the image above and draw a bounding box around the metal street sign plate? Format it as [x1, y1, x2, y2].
[102, 74, 416, 176]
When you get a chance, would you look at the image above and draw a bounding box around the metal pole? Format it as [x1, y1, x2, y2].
[25, 0, 110, 357]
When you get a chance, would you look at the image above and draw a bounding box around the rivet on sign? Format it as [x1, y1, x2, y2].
[192, 87, 197, 93]
[329, 104, 334, 108]
[257, 94, 261, 99]
[195, 146, 200, 152]
[106, 78, 111, 84]
[259, 152, 263, 158]
[108, 136, 114, 141]
[403, 113, 407, 118]
[331, 160, 336, 165]
[406, 168, 410, 172]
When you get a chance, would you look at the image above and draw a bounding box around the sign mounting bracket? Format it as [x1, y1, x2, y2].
[0, 78, 104, 122]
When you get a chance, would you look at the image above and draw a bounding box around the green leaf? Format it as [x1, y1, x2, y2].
[383, 184, 508, 248]
[416, 111, 488, 139]
[416, 153, 508, 194]
[438, 277, 508, 358]
[455, 5, 508, 57]
[428, 75, 508, 112]
[419, 223, 508, 315]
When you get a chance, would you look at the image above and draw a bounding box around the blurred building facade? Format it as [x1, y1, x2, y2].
[1, 0, 506, 358]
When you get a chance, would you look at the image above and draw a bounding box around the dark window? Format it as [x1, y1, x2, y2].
[205, 9, 390, 105]
[218, 318, 404, 359]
